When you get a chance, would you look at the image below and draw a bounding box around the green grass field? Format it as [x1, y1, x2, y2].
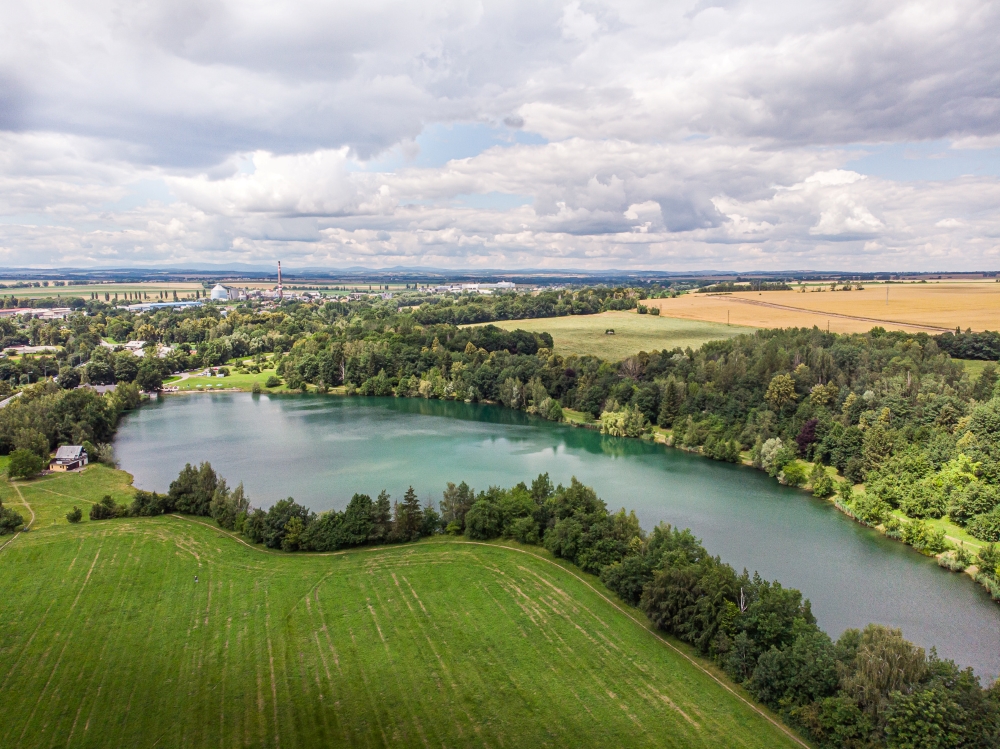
[0, 467, 802, 749]
[959, 359, 994, 379]
[478, 311, 754, 360]
[174, 368, 286, 392]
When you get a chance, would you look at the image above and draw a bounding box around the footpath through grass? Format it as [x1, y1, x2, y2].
[0, 467, 803, 749]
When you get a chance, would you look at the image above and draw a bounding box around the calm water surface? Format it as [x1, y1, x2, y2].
[116, 393, 1000, 679]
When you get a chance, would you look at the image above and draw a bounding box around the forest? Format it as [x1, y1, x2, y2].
[5, 297, 1000, 584]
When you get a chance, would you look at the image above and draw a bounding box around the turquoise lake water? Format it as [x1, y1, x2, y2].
[115, 393, 1000, 679]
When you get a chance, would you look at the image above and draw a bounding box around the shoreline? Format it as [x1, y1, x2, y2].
[152, 382, 997, 603]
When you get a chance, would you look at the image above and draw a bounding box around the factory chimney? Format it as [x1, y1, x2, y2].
[277, 261, 283, 300]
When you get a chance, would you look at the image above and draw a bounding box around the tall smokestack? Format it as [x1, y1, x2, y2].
[277, 261, 283, 300]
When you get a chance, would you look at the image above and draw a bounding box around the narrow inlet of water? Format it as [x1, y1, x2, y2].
[115, 393, 1000, 679]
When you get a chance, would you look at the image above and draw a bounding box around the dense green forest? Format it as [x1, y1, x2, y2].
[85, 463, 1000, 749]
[408, 286, 651, 324]
[5, 298, 1000, 583]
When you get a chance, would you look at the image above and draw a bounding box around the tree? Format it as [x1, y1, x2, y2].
[464, 499, 503, 540]
[0, 499, 25, 534]
[369, 490, 392, 543]
[8, 448, 45, 479]
[862, 424, 894, 477]
[57, 366, 80, 390]
[13, 428, 48, 458]
[113, 352, 139, 383]
[841, 624, 927, 722]
[89, 494, 124, 520]
[169, 462, 218, 516]
[66, 506, 82, 523]
[884, 686, 966, 749]
[972, 362, 998, 401]
[600, 404, 650, 437]
[441, 481, 476, 530]
[393, 486, 423, 541]
[262, 497, 313, 549]
[765, 374, 797, 411]
[421, 501, 440, 536]
[809, 462, 835, 498]
[211, 482, 250, 530]
[281, 516, 304, 551]
[135, 359, 164, 391]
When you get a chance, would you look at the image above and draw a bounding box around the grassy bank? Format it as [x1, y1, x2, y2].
[0, 466, 802, 749]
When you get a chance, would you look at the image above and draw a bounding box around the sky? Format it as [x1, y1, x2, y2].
[1, 0, 999, 272]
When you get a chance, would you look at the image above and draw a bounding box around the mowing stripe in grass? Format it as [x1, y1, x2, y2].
[166, 513, 809, 746]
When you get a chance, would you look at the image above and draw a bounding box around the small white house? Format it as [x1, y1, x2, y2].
[50, 445, 88, 472]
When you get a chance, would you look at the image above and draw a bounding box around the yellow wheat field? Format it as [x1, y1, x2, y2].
[647, 281, 1000, 334]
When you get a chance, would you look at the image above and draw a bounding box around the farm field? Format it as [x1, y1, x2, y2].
[1, 281, 205, 299]
[482, 311, 753, 360]
[647, 281, 1000, 334]
[0, 467, 802, 749]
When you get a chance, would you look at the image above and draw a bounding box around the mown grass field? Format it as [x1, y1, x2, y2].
[0, 467, 802, 749]
[173, 367, 285, 392]
[648, 281, 1000, 334]
[481, 311, 753, 360]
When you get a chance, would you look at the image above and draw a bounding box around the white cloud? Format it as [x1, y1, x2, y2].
[0, 1, 999, 269]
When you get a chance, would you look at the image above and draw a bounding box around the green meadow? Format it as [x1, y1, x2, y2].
[0, 466, 803, 749]
[478, 311, 753, 361]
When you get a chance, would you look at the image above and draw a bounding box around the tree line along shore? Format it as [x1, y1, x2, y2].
[3, 293, 1000, 600]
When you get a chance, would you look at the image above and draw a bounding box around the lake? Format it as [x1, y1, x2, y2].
[115, 393, 1000, 679]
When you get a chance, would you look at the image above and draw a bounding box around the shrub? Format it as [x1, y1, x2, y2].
[464, 499, 503, 540]
[507, 516, 540, 544]
[265, 375, 281, 388]
[812, 472, 835, 498]
[129, 489, 171, 517]
[836, 478, 854, 502]
[899, 481, 947, 519]
[843, 457, 866, 484]
[89, 494, 125, 520]
[809, 461, 836, 499]
[8, 448, 46, 479]
[0, 501, 25, 534]
[967, 506, 1000, 542]
[901, 520, 948, 554]
[66, 506, 83, 523]
[851, 492, 891, 526]
[251, 381, 262, 395]
[937, 552, 966, 572]
[948, 482, 1000, 526]
[977, 544, 1000, 578]
[759, 438, 784, 473]
[599, 404, 651, 438]
[779, 461, 808, 487]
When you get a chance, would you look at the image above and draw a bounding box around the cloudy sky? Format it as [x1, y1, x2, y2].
[1, 0, 999, 271]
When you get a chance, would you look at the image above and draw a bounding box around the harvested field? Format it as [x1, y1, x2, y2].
[647, 281, 1000, 334]
[0, 467, 803, 749]
[481, 311, 753, 360]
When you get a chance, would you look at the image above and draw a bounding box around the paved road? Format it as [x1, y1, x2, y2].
[0, 391, 23, 409]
